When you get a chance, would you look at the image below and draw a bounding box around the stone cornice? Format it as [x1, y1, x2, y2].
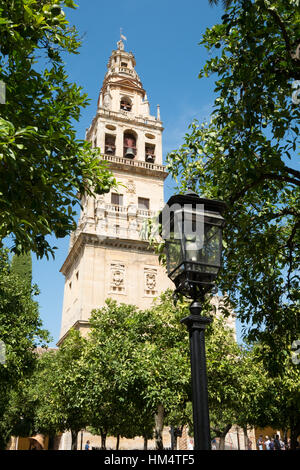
[57, 320, 90, 347]
[102, 76, 145, 97]
[60, 232, 155, 276]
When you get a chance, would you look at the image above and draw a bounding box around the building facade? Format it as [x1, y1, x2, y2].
[59, 39, 174, 344]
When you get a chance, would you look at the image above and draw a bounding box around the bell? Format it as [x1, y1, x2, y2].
[106, 146, 114, 154]
[125, 147, 135, 159]
[146, 154, 155, 163]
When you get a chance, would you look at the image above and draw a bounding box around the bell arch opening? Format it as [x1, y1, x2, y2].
[123, 130, 137, 159]
[120, 96, 132, 112]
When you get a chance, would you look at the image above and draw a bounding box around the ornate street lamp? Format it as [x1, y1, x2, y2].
[160, 190, 226, 450]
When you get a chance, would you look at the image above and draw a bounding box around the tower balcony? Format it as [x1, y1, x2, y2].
[101, 153, 168, 179]
[104, 203, 156, 219]
[105, 203, 129, 214]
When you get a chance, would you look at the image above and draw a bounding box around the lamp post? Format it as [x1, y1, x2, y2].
[160, 191, 226, 450]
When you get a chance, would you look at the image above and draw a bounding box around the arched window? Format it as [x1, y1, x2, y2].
[120, 96, 132, 111]
[123, 131, 137, 159]
[105, 134, 116, 155]
[145, 144, 155, 163]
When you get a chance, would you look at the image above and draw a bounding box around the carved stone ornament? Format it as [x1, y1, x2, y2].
[103, 87, 112, 108]
[144, 268, 157, 294]
[126, 179, 136, 194]
[146, 273, 156, 290]
[111, 263, 125, 291]
[112, 269, 123, 287]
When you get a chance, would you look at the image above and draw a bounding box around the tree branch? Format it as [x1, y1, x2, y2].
[264, 173, 300, 186]
[264, 5, 300, 78]
[266, 7, 292, 56]
[286, 220, 300, 293]
[285, 167, 300, 180]
[230, 172, 300, 204]
[269, 208, 300, 219]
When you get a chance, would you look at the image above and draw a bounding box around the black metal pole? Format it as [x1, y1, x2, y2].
[181, 301, 212, 450]
[169, 426, 175, 450]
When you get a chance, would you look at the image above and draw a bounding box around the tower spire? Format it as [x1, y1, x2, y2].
[118, 28, 127, 50]
[59, 40, 171, 351]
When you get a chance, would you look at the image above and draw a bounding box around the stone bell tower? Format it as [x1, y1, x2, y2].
[58, 39, 173, 342]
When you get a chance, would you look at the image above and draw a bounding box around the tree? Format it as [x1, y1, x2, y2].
[0, 0, 116, 258]
[166, 0, 300, 365]
[0, 248, 49, 449]
[205, 316, 242, 449]
[243, 343, 300, 450]
[87, 292, 260, 450]
[137, 298, 191, 450]
[208, 0, 233, 7]
[10, 251, 32, 288]
[33, 330, 89, 450]
[85, 296, 191, 450]
[1, 376, 40, 447]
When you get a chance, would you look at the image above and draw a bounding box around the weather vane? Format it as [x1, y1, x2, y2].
[120, 28, 127, 42]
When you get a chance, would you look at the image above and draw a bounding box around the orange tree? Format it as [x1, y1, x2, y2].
[0, 249, 49, 449]
[0, 1, 115, 257]
[167, 0, 299, 380]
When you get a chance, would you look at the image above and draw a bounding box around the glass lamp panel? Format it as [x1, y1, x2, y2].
[198, 223, 222, 269]
[174, 207, 205, 258]
[174, 207, 204, 236]
[165, 238, 183, 277]
[183, 233, 204, 263]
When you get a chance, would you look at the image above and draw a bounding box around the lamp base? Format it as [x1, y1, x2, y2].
[181, 301, 212, 450]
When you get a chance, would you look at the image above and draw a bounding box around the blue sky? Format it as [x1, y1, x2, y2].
[29, 0, 237, 346]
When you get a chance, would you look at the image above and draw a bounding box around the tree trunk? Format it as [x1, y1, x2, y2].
[243, 427, 248, 450]
[48, 433, 55, 450]
[71, 430, 78, 450]
[101, 432, 107, 450]
[170, 427, 175, 450]
[236, 428, 240, 450]
[283, 429, 288, 448]
[219, 435, 225, 450]
[154, 404, 164, 450]
[116, 434, 120, 450]
[214, 424, 232, 450]
[174, 435, 178, 451]
[143, 436, 148, 450]
[290, 418, 300, 450]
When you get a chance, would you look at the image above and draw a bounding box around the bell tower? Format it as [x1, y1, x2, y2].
[59, 40, 172, 342]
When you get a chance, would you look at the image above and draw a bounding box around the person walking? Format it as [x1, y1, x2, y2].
[279, 438, 285, 450]
[257, 435, 264, 450]
[84, 440, 91, 450]
[211, 438, 217, 450]
[264, 436, 271, 450]
[274, 435, 281, 450]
